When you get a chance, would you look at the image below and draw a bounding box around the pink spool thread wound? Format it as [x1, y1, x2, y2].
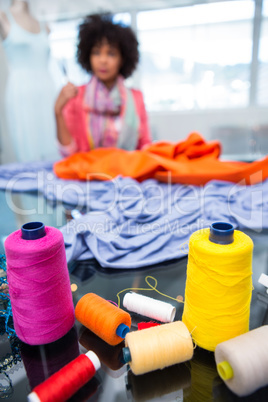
[5, 222, 75, 345]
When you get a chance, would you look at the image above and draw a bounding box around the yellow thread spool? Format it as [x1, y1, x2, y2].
[123, 321, 193, 375]
[182, 222, 253, 351]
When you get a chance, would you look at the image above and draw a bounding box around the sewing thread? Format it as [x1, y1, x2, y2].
[28, 351, 100, 402]
[137, 322, 160, 330]
[123, 292, 176, 323]
[5, 223, 75, 345]
[124, 320, 193, 375]
[182, 227, 253, 351]
[75, 293, 131, 345]
[116, 276, 183, 308]
[215, 325, 268, 396]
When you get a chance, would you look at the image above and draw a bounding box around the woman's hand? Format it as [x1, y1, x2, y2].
[55, 82, 78, 115]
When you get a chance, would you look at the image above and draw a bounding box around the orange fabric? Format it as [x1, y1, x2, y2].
[54, 132, 268, 185]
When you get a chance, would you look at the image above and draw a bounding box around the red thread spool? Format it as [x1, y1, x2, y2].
[138, 322, 161, 330]
[27, 351, 100, 402]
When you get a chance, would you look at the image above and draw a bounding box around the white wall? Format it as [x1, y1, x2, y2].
[149, 106, 268, 157]
[1, 0, 267, 163]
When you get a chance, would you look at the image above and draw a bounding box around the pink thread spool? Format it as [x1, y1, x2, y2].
[5, 222, 75, 345]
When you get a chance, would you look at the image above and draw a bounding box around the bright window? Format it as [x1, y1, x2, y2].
[257, 0, 268, 105]
[49, 18, 88, 88]
[137, 1, 255, 111]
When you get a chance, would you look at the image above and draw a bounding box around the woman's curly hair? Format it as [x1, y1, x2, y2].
[77, 13, 139, 79]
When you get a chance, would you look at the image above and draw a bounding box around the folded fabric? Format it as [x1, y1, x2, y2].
[61, 176, 268, 268]
[1, 162, 268, 269]
[0, 160, 54, 192]
[54, 132, 268, 185]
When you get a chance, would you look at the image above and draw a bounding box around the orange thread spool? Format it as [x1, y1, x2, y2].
[75, 293, 131, 346]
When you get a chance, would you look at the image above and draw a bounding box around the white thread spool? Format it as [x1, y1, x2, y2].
[123, 292, 176, 323]
[215, 325, 268, 397]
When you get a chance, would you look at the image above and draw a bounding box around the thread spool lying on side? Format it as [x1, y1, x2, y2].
[75, 293, 131, 346]
[123, 292, 176, 323]
[138, 322, 161, 330]
[123, 321, 193, 375]
[215, 325, 268, 397]
[28, 351, 100, 402]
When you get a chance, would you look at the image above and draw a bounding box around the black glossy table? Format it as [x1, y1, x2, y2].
[0, 190, 268, 402]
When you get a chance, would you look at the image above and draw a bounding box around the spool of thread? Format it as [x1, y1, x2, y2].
[21, 327, 80, 390]
[215, 325, 268, 397]
[123, 320, 193, 375]
[75, 293, 131, 346]
[79, 326, 124, 371]
[5, 222, 75, 345]
[130, 314, 160, 330]
[123, 292, 176, 323]
[127, 363, 191, 402]
[182, 222, 253, 351]
[28, 351, 100, 402]
[137, 321, 161, 330]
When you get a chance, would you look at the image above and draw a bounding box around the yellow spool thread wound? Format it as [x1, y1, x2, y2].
[125, 321, 193, 375]
[182, 228, 253, 352]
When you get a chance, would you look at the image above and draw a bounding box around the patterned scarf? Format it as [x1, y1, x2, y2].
[83, 75, 139, 150]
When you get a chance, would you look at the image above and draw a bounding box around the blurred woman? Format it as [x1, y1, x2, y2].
[55, 13, 151, 157]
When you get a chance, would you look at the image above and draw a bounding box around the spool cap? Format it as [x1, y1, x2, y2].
[85, 350, 101, 371]
[122, 347, 131, 364]
[217, 361, 234, 381]
[209, 222, 234, 245]
[21, 222, 46, 240]
[27, 392, 41, 402]
[116, 323, 130, 339]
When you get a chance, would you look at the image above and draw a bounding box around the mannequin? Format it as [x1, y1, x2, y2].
[0, 0, 59, 162]
[0, 1, 45, 39]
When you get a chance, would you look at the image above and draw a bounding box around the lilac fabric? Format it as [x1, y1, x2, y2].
[61, 178, 268, 267]
[1, 161, 268, 268]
